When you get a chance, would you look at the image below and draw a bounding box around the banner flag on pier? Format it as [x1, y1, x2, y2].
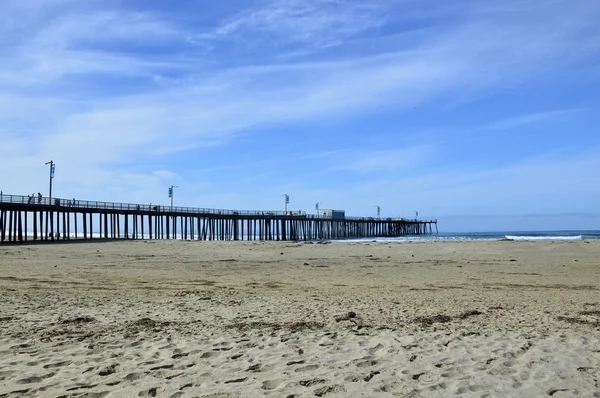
[168, 187, 173, 198]
[51, 164, 55, 178]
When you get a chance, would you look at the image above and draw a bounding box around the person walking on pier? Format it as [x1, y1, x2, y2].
[38, 192, 42, 204]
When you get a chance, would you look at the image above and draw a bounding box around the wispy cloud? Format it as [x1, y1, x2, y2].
[193, 0, 388, 50]
[0, 4, 188, 87]
[486, 109, 585, 130]
[330, 146, 435, 173]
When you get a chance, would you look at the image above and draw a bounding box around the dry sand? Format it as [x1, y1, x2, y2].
[0, 239, 599, 397]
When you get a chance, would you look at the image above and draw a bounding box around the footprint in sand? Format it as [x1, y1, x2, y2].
[299, 378, 328, 387]
[353, 359, 378, 368]
[126, 339, 144, 348]
[440, 370, 461, 378]
[16, 372, 55, 384]
[344, 374, 363, 382]
[381, 382, 417, 395]
[98, 364, 118, 376]
[502, 359, 518, 368]
[81, 393, 110, 398]
[368, 343, 385, 354]
[43, 360, 72, 369]
[412, 371, 436, 383]
[201, 351, 221, 359]
[246, 363, 262, 372]
[65, 384, 98, 392]
[2, 389, 31, 396]
[396, 335, 416, 345]
[139, 386, 167, 397]
[314, 384, 346, 396]
[295, 364, 319, 372]
[456, 384, 492, 394]
[262, 378, 287, 390]
[0, 370, 15, 380]
[224, 377, 247, 384]
[149, 364, 174, 371]
[172, 352, 189, 359]
[125, 372, 145, 381]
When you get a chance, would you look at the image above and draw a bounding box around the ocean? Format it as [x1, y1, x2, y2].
[335, 230, 600, 243]
[22, 230, 600, 242]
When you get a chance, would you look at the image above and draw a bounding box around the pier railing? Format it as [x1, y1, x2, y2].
[0, 193, 435, 222]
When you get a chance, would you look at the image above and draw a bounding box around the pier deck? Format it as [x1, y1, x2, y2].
[0, 194, 437, 243]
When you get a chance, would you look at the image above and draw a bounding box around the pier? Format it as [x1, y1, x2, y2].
[0, 194, 437, 243]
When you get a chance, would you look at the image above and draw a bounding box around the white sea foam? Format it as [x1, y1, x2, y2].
[330, 236, 501, 243]
[504, 235, 582, 241]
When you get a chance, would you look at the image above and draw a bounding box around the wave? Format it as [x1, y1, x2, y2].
[504, 235, 582, 241]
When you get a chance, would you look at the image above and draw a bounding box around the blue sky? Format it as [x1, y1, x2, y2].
[1, 0, 599, 232]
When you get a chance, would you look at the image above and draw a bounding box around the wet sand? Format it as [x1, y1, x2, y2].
[0, 239, 599, 397]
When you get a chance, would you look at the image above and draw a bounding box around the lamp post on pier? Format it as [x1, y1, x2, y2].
[45, 160, 55, 205]
[283, 194, 289, 214]
[168, 185, 178, 210]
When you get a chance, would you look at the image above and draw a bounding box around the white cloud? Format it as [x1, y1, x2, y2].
[330, 146, 435, 173]
[0, 4, 187, 87]
[486, 109, 585, 130]
[194, 0, 388, 49]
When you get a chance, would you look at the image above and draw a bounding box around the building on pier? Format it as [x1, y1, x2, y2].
[317, 209, 345, 220]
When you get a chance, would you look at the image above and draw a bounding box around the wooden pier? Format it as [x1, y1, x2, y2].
[0, 194, 437, 243]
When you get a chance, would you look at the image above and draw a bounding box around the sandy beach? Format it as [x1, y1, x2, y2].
[1, 239, 599, 397]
